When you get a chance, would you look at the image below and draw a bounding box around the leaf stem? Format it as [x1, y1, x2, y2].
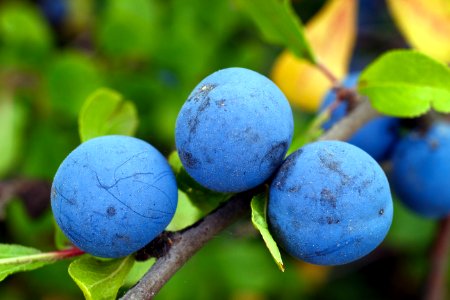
[0, 247, 85, 265]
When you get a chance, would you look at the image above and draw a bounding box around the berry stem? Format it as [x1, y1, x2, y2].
[425, 216, 450, 300]
[316, 61, 339, 86]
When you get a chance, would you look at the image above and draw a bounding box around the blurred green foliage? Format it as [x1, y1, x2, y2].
[0, 0, 446, 299]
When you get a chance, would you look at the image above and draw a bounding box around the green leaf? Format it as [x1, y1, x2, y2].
[68, 255, 134, 300]
[0, 244, 43, 281]
[237, 0, 315, 63]
[123, 259, 155, 288]
[0, 3, 53, 66]
[166, 191, 203, 231]
[0, 94, 26, 177]
[168, 151, 231, 214]
[96, 0, 158, 59]
[78, 88, 139, 143]
[54, 221, 72, 250]
[358, 50, 450, 117]
[0, 244, 82, 281]
[251, 194, 284, 272]
[47, 52, 103, 118]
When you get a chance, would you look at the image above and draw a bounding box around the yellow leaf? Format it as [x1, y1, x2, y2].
[387, 0, 450, 62]
[271, 0, 357, 112]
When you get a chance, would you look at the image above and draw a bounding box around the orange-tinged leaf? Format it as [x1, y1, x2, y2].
[387, 0, 450, 62]
[271, 0, 357, 112]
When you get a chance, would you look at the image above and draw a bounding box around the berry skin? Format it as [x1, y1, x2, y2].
[320, 73, 399, 161]
[175, 67, 294, 193]
[391, 122, 450, 219]
[268, 141, 393, 266]
[51, 135, 178, 258]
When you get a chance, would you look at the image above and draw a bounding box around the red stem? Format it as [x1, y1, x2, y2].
[52, 247, 85, 259]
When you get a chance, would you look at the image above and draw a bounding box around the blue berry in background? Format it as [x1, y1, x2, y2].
[320, 72, 399, 161]
[268, 141, 393, 266]
[39, 0, 68, 25]
[391, 122, 450, 219]
[175, 67, 294, 193]
[51, 135, 178, 258]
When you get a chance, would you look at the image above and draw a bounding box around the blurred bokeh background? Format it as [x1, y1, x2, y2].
[0, 0, 447, 299]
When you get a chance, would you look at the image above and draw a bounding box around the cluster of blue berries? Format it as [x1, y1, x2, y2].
[52, 68, 394, 266]
[320, 73, 450, 220]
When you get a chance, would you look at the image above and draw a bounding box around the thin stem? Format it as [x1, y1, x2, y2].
[316, 61, 339, 86]
[0, 247, 85, 265]
[424, 216, 450, 300]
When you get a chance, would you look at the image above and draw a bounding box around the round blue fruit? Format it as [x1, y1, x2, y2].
[175, 67, 294, 193]
[320, 73, 399, 161]
[51, 135, 178, 258]
[391, 122, 450, 219]
[268, 141, 393, 266]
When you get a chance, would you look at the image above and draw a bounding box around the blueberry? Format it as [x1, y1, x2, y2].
[51, 135, 178, 258]
[175, 67, 294, 193]
[391, 122, 450, 219]
[320, 72, 399, 161]
[268, 141, 393, 265]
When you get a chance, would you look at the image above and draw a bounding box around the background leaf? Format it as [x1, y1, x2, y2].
[237, 0, 315, 63]
[251, 194, 284, 272]
[0, 94, 26, 177]
[68, 255, 134, 300]
[358, 50, 450, 117]
[387, 0, 450, 62]
[271, 0, 357, 112]
[78, 88, 139, 142]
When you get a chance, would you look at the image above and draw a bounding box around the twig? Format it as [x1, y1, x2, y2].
[121, 189, 258, 300]
[121, 99, 379, 299]
[319, 99, 379, 141]
[424, 216, 450, 300]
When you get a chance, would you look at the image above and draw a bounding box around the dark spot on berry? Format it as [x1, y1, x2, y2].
[320, 188, 337, 208]
[179, 150, 200, 169]
[273, 149, 302, 191]
[261, 140, 288, 168]
[379, 208, 384, 216]
[107, 206, 116, 217]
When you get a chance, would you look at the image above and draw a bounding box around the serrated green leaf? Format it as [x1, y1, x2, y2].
[78, 88, 139, 142]
[251, 194, 284, 272]
[358, 50, 450, 117]
[0, 244, 80, 281]
[237, 0, 316, 63]
[68, 255, 134, 300]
